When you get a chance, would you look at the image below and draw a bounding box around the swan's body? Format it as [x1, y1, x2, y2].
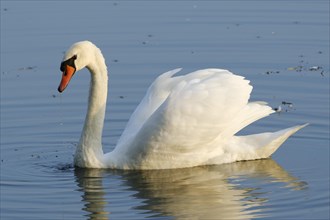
[58, 41, 306, 169]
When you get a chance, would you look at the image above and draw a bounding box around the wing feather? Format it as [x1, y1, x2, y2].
[113, 69, 272, 168]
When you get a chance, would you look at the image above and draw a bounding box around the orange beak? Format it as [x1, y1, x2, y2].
[58, 65, 76, 93]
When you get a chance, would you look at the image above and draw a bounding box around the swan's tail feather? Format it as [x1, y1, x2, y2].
[255, 123, 308, 158]
[231, 124, 308, 161]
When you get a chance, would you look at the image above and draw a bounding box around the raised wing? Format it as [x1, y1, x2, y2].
[116, 68, 183, 145]
[110, 69, 273, 169]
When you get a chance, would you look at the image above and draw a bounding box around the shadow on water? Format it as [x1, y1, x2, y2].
[73, 159, 307, 220]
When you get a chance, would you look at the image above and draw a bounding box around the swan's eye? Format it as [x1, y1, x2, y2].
[60, 55, 77, 72]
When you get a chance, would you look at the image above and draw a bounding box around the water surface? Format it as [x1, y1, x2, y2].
[1, 1, 329, 219]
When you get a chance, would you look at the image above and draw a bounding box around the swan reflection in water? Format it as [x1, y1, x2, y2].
[74, 159, 307, 219]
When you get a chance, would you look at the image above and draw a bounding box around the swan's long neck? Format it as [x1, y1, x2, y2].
[74, 51, 108, 168]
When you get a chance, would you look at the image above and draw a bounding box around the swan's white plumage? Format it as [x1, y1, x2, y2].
[59, 41, 307, 169]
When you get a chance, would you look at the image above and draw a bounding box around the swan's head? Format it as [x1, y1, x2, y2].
[58, 41, 99, 93]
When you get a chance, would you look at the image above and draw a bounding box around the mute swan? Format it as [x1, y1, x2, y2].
[58, 41, 307, 169]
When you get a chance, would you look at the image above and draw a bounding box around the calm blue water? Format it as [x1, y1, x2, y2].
[1, 1, 329, 219]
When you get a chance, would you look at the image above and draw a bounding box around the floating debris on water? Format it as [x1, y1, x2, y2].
[287, 66, 304, 72]
[309, 66, 322, 71]
[285, 54, 326, 76]
[287, 65, 325, 74]
[18, 66, 37, 71]
[273, 105, 282, 113]
[265, 70, 280, 75]
[282, 101, 293, 108]
[273, 101, 295, 113]
[2, 66, 38, 76]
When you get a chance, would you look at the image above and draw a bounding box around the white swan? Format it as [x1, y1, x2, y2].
[58, 41, 307, 169]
